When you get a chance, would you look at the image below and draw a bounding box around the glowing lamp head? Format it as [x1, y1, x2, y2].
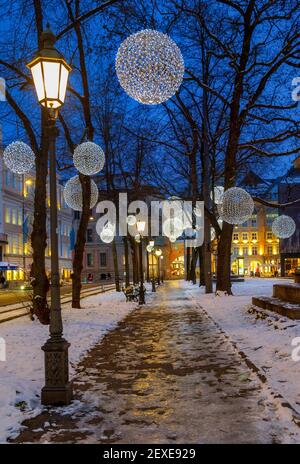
[27, 26, 71, 109]
[149, 240, 155, 247]
[155, 248, 162, 257]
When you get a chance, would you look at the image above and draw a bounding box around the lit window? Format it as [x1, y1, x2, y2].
[243, 247, 248, 256]
[87, 253, 94, 267]
[242, 233, 248, 241]
[12, 209, 17, 225]
[252, 246, 258, 255]
[233, 233, 239, 241]
[5, 207, 11, 223]
[251, 232, 257, 240]
[266, 232, 273, 240]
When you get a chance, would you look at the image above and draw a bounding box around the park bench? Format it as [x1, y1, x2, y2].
[122, 285, 146, 302]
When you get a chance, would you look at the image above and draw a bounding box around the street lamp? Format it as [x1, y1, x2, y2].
[160, 255, 164, 283]
[155, 248, 162, 285]
[146, 242, 156, 292]
[27, 25, 72, 405]
[136, 220, 146, 304]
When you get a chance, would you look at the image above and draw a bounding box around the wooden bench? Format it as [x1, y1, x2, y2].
[122, 285, 146, 302]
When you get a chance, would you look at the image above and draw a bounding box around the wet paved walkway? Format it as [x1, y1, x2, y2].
[13, 281, 296, 443]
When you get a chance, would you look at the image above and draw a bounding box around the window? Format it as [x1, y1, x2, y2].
[266, 231, 273, 240]
[251, 215, 257, 227]
[252, 246, 258, 256]
[233, 233, 239, 241]
[267, 246, 273, 255]
[87, 229, 93, 243]
[242, 233, 248, 241]
[87, 253, 94, 267]
[100, 252, 107, 267]
[5, 207, 10, 223]
[12, 209, 17, 225]
[251, 232, 257, 241]
[74, 211, 80, 219]
[233, 247, 239, 256]
[243, 247, 248, 256]
[266, 210, 278, 227]
[18, 209, 22, 226]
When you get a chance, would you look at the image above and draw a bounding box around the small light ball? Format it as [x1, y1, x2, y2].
[100, 227, 114, 243]
[63, 175, 98, 211]
[211, 186, 224, 205]
[272, 215, 296, 239]
[146, 244, 153, 253]
[3, 141, 35, 174]
[169, 236, 177, 243]
[217, 187, 254, 225]
[135, 234, 141, 243]
[127, 215, 137, 226]
[163, 217, 184, 238]
[73, 141, 105, 176]
[116, 29, 184, 105]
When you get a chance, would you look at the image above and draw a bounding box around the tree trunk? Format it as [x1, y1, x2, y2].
[112, 239, 120, 291]
[123, 236, 130, 287]
[72, 174, 91, 308]
[30, 110, 50, 325]
[190, 248, 198, 284]
[199, 246, 205, 286]
[186, 246, 191, 281]
[216, 222, 233, 294]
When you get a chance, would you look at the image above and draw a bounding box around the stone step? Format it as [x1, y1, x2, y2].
[252, 296, 300, 320]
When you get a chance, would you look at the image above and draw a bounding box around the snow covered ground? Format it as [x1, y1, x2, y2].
[186, 278, 300, 417]
[0, 290, 138, 443]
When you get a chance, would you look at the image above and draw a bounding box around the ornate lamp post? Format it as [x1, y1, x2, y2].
[155, 248, 162, 285]
[27, 25, 73, 405]
[136, 220, 146, 305]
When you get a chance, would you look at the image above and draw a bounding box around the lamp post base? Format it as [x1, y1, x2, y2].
[41, 337, 73, 405]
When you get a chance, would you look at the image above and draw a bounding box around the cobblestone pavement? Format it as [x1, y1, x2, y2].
[12, 281, 298, 444]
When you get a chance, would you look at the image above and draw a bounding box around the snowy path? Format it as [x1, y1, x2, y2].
[11, 281, 300, 444]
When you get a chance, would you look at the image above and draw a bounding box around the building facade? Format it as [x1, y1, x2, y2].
[0, 158, 73, 286]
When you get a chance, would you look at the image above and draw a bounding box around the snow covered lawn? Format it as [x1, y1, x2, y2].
[0, 290, 138, 443]
[186, 278, 300, 416]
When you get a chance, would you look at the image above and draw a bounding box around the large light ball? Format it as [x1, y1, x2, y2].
[63, 175, 98, 211]
[211, 186, 224, 205]
[3, 141, 35, 174]
[272, 215, 296, 239]
[217, 187, 254, 225]
[73, 141, 105, 176]
[163, 217, 184, 238]
[116, 29, 184, 105]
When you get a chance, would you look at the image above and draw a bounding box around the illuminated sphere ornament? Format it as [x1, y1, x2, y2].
[63, 175, 98, 211]
[116, 29, 184, 105]
[218, 187, 254, 225]
[135, 234, 141, 243]
[163, 217, 184, 238]
[73, 142, 105, 176]
[100, 227, 114, 243]
[169, 236, 177, 243]
[3, 141, 35, 174]
[146, 244, 154, 253]
[272, 215, 296, 239]
[127, 215, 137, 226]
[211, 186, 224, 205]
